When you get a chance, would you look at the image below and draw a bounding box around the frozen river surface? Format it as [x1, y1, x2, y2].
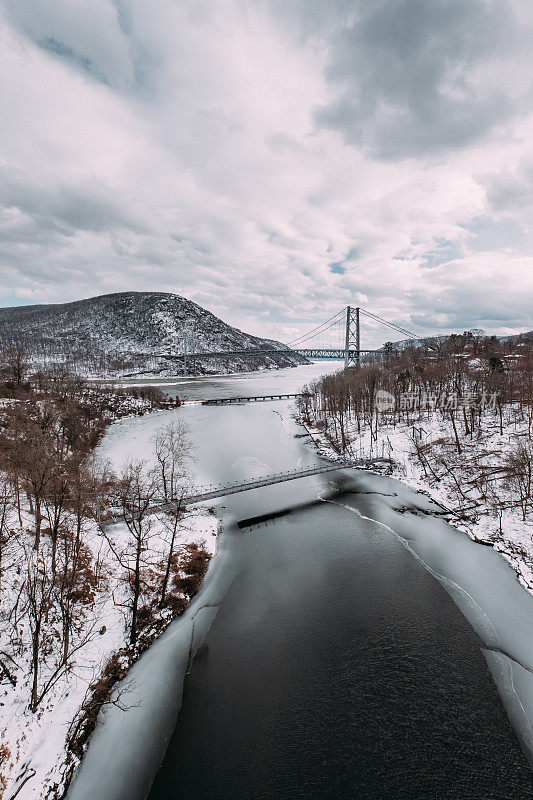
[70, 363, 533, 800]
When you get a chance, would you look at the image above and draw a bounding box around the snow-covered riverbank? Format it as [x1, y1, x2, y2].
[0, 408, 217, 800]
[300, 403, 533, 594]
[65, 512, 234, 800]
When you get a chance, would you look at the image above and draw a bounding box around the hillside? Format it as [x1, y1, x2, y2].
[0, 292, 307, 377]
[381, 329, 533, 354]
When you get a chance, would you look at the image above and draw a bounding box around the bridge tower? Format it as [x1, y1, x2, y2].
[344, 306, 360, 368]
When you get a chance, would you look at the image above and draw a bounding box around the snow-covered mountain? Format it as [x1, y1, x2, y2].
[0, 292, 308, 377]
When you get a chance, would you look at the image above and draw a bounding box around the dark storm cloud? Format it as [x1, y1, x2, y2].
[312, 0, 517, 159]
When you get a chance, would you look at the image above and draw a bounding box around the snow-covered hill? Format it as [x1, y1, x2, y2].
[0, 292, 307, 377]
[380, 329, 533, 353]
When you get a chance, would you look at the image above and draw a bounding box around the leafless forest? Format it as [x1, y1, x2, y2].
[299, 332, 533, 530]
[0, 347, 212, 793]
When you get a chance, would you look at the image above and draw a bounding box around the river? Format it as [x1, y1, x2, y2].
[69, 363, 533, 800]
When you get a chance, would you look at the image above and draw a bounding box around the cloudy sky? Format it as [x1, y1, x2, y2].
[1, 0, 532, 346]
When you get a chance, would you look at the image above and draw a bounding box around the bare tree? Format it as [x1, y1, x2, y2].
[111, 461, 158, 646]
[6, 405, 58, 550]
[505, 441, 533, 521]
[24, 540, 97, 712]
[24, 547, 55, 712]
[43, 459, 70, 575]
[152, 420, 192, 503]
[0, 484, 15, 593]
[2, 346, 28, 387]
[55, 523, 97, 666]
[151, 421, 193, 606]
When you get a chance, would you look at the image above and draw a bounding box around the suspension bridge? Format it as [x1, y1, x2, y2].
[175, 306, 433, 372]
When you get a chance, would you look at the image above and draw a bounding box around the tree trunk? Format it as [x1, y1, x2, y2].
[30, 624, 40, 712]
[450, 411, 462, 455]
[160, 505, 182, 607]
[130, 539, 142, 646]
[34, 498, 41, 551]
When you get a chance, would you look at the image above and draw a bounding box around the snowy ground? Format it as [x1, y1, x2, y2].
[301, 404, 533, 593]
[0, 420, 217, 800]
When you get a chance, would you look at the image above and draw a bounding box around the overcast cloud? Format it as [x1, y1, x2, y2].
[0, 0, 532, 346]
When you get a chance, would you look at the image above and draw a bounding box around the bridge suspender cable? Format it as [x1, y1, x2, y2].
[359, 308, 421, 340]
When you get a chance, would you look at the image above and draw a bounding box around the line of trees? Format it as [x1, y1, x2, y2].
[0, 347, 199, 716]
[299, 335, 532, 524]
[0, 354, 114, 711]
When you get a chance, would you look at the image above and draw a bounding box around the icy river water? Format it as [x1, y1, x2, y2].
[69, 363, 533, 800]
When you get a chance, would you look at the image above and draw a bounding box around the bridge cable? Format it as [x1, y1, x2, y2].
[290, 316, 346, 348]
[360, 309, 425, 340]
[287, 308, 347, 346]
[288, 309, 346, 345]
[359, 308, 440, 351]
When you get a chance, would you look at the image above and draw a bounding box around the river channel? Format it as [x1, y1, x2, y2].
[69, 363, 533, 800]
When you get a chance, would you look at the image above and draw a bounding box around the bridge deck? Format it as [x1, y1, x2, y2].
[160, 348, 380, 361]
[178, 461, 362, 504]
[203, 393, 305, 405]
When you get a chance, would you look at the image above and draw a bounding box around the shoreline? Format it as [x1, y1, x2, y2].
[60, 508, 221, 799]
[294, 419, 533, 767]
[65, 507, 237, 800]
[297, 412, 533, 597]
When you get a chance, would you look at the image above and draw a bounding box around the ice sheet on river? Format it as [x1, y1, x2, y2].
[338, 470, 533, 764]
[69, 468, 533, 799]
